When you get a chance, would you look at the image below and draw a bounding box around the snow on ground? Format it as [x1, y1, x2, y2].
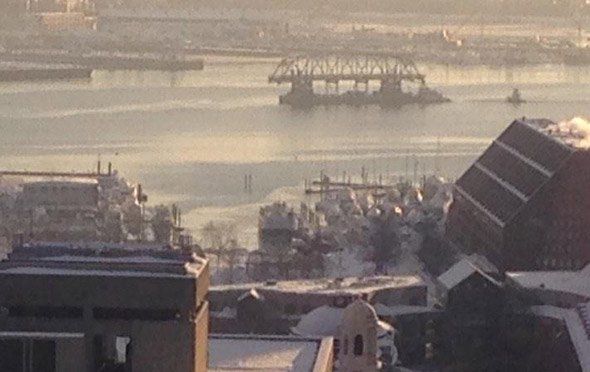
[184, 184, 310, 250]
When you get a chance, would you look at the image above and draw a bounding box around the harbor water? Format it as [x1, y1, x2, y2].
[1, 56, 589, 246]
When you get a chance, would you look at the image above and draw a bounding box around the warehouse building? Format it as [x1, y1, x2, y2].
[447, 118, 590, 271]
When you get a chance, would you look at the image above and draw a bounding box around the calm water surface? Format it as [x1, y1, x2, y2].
[1, 56, 589, 246]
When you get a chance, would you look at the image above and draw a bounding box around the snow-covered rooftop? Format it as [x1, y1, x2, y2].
[373, 303, 437, 317]
[259, 202, 298, 231]
[23, 180, 98, 187]
[212, 275, 424, 295]
[291, 305, 343, 337]
[438, 258, 501, 290]
[0, 244, 207, 279]
[0, 266, 201, 279]
[37, 255, 184, 264]
[14, 241, 170, 252]
[209, 334, 331, 372]
[507, 270, 590, 299]
[525, 117, 590, 150]
[0, 331, 85, 339]
[292, 304, 396, 338]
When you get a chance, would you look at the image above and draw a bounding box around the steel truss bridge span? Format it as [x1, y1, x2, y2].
[268, 55, 426, 84]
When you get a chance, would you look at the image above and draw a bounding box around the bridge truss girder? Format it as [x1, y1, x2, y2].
[268, 55, 426, 85]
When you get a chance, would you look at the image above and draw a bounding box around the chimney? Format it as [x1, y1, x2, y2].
[108, 162, 112, 176]
[97, 161, 101, 175]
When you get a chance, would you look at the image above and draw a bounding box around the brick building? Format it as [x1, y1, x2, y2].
[447, 118, 590, 271]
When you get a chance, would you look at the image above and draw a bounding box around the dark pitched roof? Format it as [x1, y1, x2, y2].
[454, 119, 575, 226]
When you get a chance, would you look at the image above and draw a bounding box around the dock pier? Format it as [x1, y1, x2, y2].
[0, 62, 92, 82]
[0, 50, 204, 72]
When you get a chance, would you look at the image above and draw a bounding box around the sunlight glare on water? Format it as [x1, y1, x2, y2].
[1, 56, 589, 246]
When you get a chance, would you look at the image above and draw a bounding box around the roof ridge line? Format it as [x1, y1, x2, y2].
[473, 162, 528, 202]
[493, 139, 553, 177]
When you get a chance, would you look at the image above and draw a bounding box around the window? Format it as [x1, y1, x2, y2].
[115, 336, 131, 364]
[94, 335, 132, 372]
[0, 339, 23, 372]
[7, 306, 83, 319]
[333, 339, 340, 356]
[0, 339, 56, 372]
[93, 307, 180, 321]
[32, 340, 56, 372]
[354, 335, 364, 356]
[343, 338, 349, 355]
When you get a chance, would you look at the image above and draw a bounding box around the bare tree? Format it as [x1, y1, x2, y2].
[223, 239, 248, 284]
[151, 205, 173, 244]
[201, 220, 238, 273]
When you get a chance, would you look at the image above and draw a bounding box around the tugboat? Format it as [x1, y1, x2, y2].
[506, 88, 526, 105]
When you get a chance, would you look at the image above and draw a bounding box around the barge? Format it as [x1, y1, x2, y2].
[270, 55, 449, 108]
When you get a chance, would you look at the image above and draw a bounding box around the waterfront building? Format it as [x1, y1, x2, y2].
[447, 117, 590, 271]
[258, 202, 299, 252]
[17, 181, 100, 241]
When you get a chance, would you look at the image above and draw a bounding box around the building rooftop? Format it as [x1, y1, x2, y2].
[23, 180, 98, 187]
[373, 303, 436, 317]
[453, 118, 576, 227]
[259, 202, 298, 231]
[527, 303, 590, 372]
[208, 334, 333, 372]
[507, 269, 590, 299]
[0, 242, 207, 279]
[525, 117, 590, 150]
[570, 302, 590, 372]
[212, 275, 424, 296]
[291, 304, 395, 338]
[438, 258, 501, 290]
[291, 305, 343, 337]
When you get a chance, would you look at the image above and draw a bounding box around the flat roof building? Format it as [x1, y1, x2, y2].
[209, 334, 333, 372]
[0, 243, 209, 372]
